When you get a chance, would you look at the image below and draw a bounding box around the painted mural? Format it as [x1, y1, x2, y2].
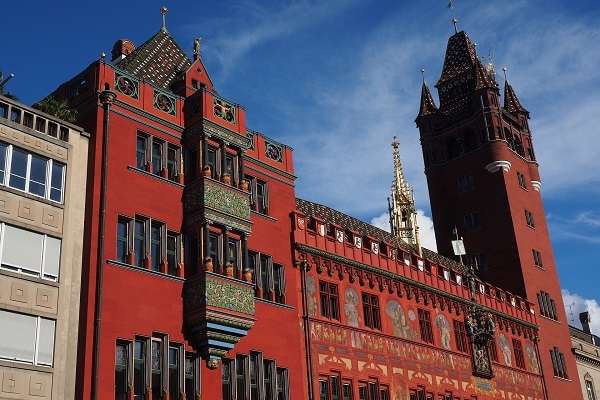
[386, 300, 418, 340]
[524, 343, 540, 374]
[434, 312, 452, 350]
[497, 333, 512, 367]
[305, 276, 318, 318]
[344, 288, 360, 327]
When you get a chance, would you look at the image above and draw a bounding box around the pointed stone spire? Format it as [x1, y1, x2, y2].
[502, 68, 528, 114]
[417, 70, 440, 120]
[390, 136, 422, 256]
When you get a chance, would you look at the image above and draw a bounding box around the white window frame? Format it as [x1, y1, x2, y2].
[0, 222, 61, 281]
[0, 310, 55, 367]
[0, 142, 66, 203]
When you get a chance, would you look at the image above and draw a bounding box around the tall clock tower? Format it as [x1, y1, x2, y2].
[415, 29, 580, 399]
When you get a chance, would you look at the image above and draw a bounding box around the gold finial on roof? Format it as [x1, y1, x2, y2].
[421, 69, 426, 84]
[502, 67, 508, 82]
[160, 6, 168, 31]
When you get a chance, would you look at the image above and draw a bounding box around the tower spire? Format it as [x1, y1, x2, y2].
[502, 68, 528, 114]
[416, 69, 440, 120]
[160, 6, 168, 32]
[390, 136, 422, 256]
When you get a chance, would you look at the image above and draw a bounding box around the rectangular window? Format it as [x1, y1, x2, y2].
[115, 342, 129, 400]
[538, 291, 558, 320]
[453, 320, 469, 353]
[136, 134, 180, 181]
[457, 174, 475, 192]
[418, 308, 434, 344]
[151, 339, 163, 399]
[222, 359, 234, 400]
[133, 339, 146, 399]
[276, 367, 289, 400]
[586, 381, 596, 400]
[464, 212, 481, 231]
[342, 380, 353, 400]
[0, 142, 66, 203]
[250, 251, 285, 304]
[525, 210, 535, 228]
[550, 347, 568, 379]
[0, 223, 61, 281]
[119, 215, 180, 276]
[206, 146, 218, 179]
[247, 175, 269, 215]
[168, 346, 180, 399]
[319, 281, 340, 321]
[517, 172, 527, 189]
[533, 249, 543, 268]
[362, 293, 381, 330]
[185, 355, 199, 400]
[513, 339, 525, 369]
[236, 355, 248, 400]
[0, 310, 55, 366]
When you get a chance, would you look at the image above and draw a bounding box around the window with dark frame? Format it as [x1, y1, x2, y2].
[116, 215, 181, 276]
[533, 249, 543, 268]
[362, 293, 381, 330]
[248, 250, 286, 304]
[319, 281, 340, 321]
[537, 291, 558, 320]
[136, 133, 181, 181]
[222, 352, 289, 400]
[525, 210, 535, 228]
[464, 212, 481, 231]
[418, 308, 434, 344]
[453, 320, 469, 353]
[517, 172, 527, 189]
[550, 347, 568, 379]
[513, 339, 525, 369]
[457, 174, 475, 192]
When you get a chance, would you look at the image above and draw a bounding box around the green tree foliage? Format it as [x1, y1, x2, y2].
[35, 96, 77, 123]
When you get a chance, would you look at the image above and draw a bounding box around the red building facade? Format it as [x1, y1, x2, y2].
[46, 12, 577, 400]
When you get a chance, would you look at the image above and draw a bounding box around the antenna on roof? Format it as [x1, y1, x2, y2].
[566, 302, 576, 325]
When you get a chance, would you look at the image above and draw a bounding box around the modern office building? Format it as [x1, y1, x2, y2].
[0, 95, 89, 399]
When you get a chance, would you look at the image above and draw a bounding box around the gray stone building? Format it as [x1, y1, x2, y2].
[571, 312, 600, 400]
[0, 94, 88, 399]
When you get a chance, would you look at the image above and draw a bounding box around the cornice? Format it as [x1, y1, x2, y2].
[297, 244, 539, 331]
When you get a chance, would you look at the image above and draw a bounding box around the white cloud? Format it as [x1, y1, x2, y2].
[562, 289, 600, 334]
[370, 209, 437, 252]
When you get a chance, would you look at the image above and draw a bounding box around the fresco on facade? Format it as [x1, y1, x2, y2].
[344, 288, 360, 327]
[497, 333, 512, 367]
[305, 276, 318, 317]
[524, 343, 540, 374]
[386, 300, 418, 340]
[434, 312, 452, 350]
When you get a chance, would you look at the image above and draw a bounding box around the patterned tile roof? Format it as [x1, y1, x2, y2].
[436, 31, 478, 87]
[116, 29, 192, 91]
[504, 81, 528, 114]
[416, 82, 440, 120]
[295, 198, 468, 274]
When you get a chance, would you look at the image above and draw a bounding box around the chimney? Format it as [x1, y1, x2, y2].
[580, 311, 593, 334]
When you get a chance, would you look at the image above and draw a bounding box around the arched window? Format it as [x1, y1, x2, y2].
[464, 131, 477, 152]
[446, 137, 461, 160]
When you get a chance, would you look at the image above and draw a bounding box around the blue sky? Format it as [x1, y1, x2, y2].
[3, 0, 600, 330]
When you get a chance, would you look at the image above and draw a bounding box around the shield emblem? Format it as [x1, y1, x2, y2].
[336, 230, 344, 243]
[298, 218, 305, 230]
[354, 237, 362, 249]
[318, 224, 325, 237]
[371, 242, 379, 254]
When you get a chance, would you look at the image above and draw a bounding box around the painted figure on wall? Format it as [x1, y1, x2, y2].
[524, 343, 540, 374]
[386, 300, 417, 340]
[434, 313, 451, 350]
[344, 288, 360, 327]
[305, 276, 318, 318]
[497, 333, 512, 367]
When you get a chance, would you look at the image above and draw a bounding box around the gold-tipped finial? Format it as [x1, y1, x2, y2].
[502, 67, 508, 82]
[389, 135, 422, 256]
[100, 53, 106, 60]
[160, 6, 168, 30]
[447, 1, 458, 34]
[421, 69, 426, 84]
